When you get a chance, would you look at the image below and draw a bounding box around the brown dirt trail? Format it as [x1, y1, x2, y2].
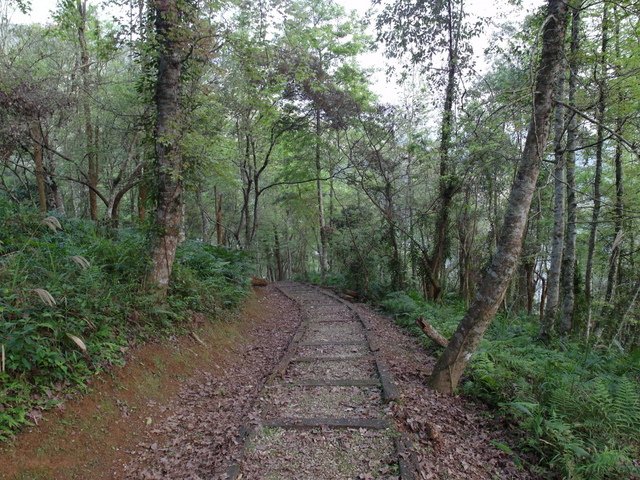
[1, 283, 534, 479]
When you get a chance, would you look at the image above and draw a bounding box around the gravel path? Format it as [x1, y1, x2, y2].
[233, 283, 405, 479]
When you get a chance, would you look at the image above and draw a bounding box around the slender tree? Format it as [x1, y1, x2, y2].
[541, 67, 566, 339]
[605, 5, 624, 304]
[375, 0, 479, 300]
[559, 3, 581, 334]
[585, 2, 609, 337]
[429, 0, 568, 394]
[76, 0, 99, 220]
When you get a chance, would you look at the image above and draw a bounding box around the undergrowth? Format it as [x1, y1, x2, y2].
[380, 290, 640, 480]
[0, 201, 249, 441]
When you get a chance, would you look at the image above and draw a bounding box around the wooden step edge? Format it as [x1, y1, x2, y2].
[262, 416, 391, 430]
[290, 355, 374, 363]
[285, 378, 380, 387]
[299, 340, 369, 347]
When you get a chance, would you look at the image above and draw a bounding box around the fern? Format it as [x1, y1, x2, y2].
[577, 447, 638, 480]
[611, 376, 640, 437]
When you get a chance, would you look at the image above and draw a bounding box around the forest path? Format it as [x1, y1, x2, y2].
[1, 283, 530, 480]
[228, 283, 411, 479]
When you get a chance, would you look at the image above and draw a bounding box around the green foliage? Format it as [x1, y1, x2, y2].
[172, 241, 250, 311]
[0, 202, 249, 441]
[379, 291, 640, 479]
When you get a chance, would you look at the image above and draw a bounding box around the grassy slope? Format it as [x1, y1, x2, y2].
[0, 202, 250, 440]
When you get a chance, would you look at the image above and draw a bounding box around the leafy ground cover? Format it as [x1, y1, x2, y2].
[379, 290, 640, 479]
[0, 201, 250, 441]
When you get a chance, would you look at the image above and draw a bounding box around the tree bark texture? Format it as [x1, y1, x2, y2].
[457, 188, 476, 305]
[44, 144, 65, 215]
[605, 9, 624, 304]
[316, 108, 329, 279]
[560, 4, 581, 334]
[215, 190, 224, 245]
[585, 2, 608, 338]
[427, 0, 458, 301]
[76, 0, 98, 221]
[31, 123, 47, 214]
[428, 0, 568, 394]
[541, 70, 566, 339]
[146, 0, 184, 296]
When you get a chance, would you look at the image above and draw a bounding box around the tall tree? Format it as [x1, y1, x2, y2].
[541, 67, 566, 339]
[429, 0, 568, 394]
[375, 0, 479, 300]
[604, 4, 624, 305]
[559, 3, 581, 334]
[282, 0, 367, 277]
[146, 0, 185, 295]
[75, 0, 99, 221]
[584, 2, 609, 337]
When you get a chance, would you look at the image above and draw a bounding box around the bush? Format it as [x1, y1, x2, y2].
[0, 203, 250, 440]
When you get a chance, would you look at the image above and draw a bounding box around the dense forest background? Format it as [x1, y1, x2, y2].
[1, 0, 639, 477]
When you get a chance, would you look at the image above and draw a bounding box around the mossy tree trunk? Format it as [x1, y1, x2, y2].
[146, 0, 184, 296]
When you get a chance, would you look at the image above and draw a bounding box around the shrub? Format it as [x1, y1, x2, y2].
[0, 203, 250, 440]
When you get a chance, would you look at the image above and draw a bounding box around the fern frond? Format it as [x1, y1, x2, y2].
[577, 447, 635, 480]
[611, 376, 640, 435]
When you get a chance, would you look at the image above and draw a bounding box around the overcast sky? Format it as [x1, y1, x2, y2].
[9, 0, 543, 103]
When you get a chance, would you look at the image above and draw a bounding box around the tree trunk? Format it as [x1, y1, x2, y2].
[560, 5, 581, 334]
[605, 9, 624, 304]
[146, 0, 184, 296]
[429, 0, 568, 394]
[427, 1, 458, 301]
[196, 185, 210, 242]
[77, 0, 98, 221]
[274, 226, 284, 281]
[458, 187, 476, 305]
[315, 108, 329, 279]
[605, 139, 623, 303]
[30, 122, 47, 214]
[215, 190, 224, 245]
[138, 171, 147, 222]
[541, 70, 566, 339]
[44, 144, 65, 215]
[585, 2, 609, 338]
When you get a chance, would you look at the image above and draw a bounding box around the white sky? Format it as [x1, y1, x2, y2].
[8, 0, 544, 104]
